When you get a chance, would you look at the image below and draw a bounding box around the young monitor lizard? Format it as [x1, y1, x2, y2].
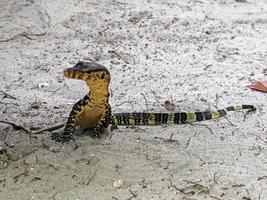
[52, 61, 256, 142]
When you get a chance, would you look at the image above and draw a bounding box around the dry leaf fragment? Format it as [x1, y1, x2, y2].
[163, 100, 176, 111]
[248, 80, 267, 93]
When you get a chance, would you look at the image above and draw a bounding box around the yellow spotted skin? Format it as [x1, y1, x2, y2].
[51, 61, 256, 142]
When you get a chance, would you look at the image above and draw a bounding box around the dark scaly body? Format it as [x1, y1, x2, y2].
[52, 61, 256, 142]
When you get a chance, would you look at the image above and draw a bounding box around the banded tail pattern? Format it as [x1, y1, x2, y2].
[112, 104, 256, 126]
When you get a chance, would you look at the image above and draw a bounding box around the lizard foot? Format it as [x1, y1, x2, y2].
[86, 127, 103, 138]
[51, 132, 74, 143]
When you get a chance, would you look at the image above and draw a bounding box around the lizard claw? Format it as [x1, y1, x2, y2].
[89, 132, 101, 138]
[87, 127, 102, 138]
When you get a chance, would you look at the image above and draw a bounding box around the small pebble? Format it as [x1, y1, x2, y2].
[38, 82, 50, 88]
[5, 150, 19, 161]
[113, 179, 125, 189]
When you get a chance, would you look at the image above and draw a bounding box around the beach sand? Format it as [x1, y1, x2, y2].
[0, 0, 267, 199]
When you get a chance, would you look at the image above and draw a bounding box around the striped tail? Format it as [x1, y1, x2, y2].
[111, 104, 256, 126]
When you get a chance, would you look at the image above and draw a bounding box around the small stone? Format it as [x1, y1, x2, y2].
[5, 150, 19, 161]
[113, 179, 125, 189]
[49, 146, 61, 153]
[30, 101, 41, 109]
[38, 82, 50, 89]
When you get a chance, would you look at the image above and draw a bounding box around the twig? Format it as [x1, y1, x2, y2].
[221, 114, 235, 126]
[205, 14, 216, 20]
[30, 177, 42, 182]
[140, 93, 149, 112]
[112, 101, 134, 110]
[126, 190, 138, 200]
[0, 31, 47, 42]
[209, 194, 222, 200]
[0, 101, 19, 106]
[32, 123, 65, 134]
[174, 186, 195, 195]
[36, 157, 59, 171]
[48, 163, 59, 171]
[0, 120, 31, 134]
[0, 90, 17, 100]
[213, 172, 218, 184]
[108, 50, 129, 64]
[86, 168, 98, 185]
[243, 110, 253, 121]
[51, 191, 59, 200]
[248, 133, 267, 144]
[154, 133, 178, 143]
[232, 184, 246, 188]
[187, 122, 215, 135]
[242, 197, 252, 200]
[108, 50, 135, 64]
[168, 133, 174, 141]
[185, 137, 191, 149]
[170, 177, 221, 200]
[0, 120, 32, 143]
[183, 179, 221, 200]
[13, 160, 30, 183]
[257, 176, 267, 181]
[183, 180, 209, 190]
[130, 126, 147, 133]
[215, 94, 219, 108]
[214, 96, 234, 126]
[169, 178, 195, 195]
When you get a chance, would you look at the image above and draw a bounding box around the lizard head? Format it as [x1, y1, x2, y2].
[64, 61, 111, 85]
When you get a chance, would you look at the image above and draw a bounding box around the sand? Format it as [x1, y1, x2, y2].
[0, 0, 267, 199]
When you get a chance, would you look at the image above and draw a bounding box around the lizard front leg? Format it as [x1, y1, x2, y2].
[88, 105, 112, 138]
[51, 98, 85, 142]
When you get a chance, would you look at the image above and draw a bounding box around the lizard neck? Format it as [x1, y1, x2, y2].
[87, 84, 110, 105]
